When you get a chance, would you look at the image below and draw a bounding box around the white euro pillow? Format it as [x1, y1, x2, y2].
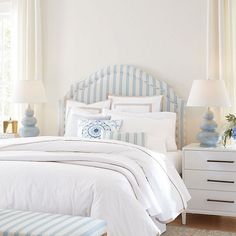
[103, 110, 176, 120]
[146, 135, 168, 154]
[65, 99, 111, 137]
[65, 112, 111, 137]
[66, 99, 111, 120]
[108, 95, 163, 113]
[103, 110, 177, 151]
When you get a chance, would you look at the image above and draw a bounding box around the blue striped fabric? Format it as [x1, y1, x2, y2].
[0, 209, 107, 236]
[102, 132, 146, 147]
[60, 65, 185, 148]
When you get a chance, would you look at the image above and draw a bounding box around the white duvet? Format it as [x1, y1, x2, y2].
[0, 137, 190, 236]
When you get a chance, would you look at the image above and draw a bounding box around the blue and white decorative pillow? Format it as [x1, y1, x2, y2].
[77, 120, 122, 139]
[102, 131, 146, 147]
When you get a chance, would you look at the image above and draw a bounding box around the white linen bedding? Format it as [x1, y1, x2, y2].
[164, 150, 182, 174]
[0, 137, 190, 236]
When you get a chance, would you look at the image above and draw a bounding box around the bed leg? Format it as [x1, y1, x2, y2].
[181, 211, 186, 225]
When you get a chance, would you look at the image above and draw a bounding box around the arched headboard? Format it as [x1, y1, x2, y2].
[59, 65, 186, 148]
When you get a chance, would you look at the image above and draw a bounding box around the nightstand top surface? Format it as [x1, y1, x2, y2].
[183, 143, 236, 152]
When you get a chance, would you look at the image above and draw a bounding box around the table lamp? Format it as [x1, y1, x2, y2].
[12, 80, 47, 137]
[187, 79, 231, 147]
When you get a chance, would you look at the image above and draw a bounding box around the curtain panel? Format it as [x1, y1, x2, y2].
[11, 0, 43, 132]
[207, 0, 236, 115]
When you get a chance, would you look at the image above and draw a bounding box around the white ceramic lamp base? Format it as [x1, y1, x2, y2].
[19, 105, 39, 137]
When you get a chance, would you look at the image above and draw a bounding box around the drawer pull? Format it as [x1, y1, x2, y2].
[207, 179, 235, 184]
[207, 199, 234, 204]
[207, 160, 234, 164]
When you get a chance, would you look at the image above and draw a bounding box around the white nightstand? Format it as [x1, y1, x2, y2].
[182, 143, 236, 224]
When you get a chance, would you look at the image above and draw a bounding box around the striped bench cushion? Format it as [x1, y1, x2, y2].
[0, 209, 107, 236]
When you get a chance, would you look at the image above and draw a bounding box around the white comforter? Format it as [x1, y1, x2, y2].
[0, 137, 190, 236]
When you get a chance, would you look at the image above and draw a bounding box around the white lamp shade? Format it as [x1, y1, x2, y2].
[12, 80, 47, 104]
[187, 80, 231, 107]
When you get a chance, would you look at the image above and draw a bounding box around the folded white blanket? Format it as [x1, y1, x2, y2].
[0, 137, 190, 236]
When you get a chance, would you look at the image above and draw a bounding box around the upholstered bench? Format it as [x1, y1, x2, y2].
[0, 209, 107, 236]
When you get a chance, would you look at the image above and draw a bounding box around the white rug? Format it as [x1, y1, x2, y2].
[164, 226, 236, 236]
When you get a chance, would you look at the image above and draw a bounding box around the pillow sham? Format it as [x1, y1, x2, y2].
[77, 120, 122, 139]
[103, 110, 177, 151]
[103, 110, 176, 120]
[65, 107, 111, 137]
[146, 135, 167, 153]
[102, 132, 146, 147]
[103, 111, 177, 151]
[65, 100, 111, 136]
[66, 99, 111, 119]
[108, 95, 163, 113]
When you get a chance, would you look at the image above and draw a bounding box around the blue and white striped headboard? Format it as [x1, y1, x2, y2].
[59, 65, 185, 148]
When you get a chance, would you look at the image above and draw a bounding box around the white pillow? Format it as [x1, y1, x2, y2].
[108, 95, 163, 113]
[65, 100, 111, 136]
[103, 110, 176, 120]
[65, 107, 111, 137]
[66, 99, 111, 120]
[104, 132, 166, 153]
[146, 135, 167, 153]
[103, 110, 177, 151]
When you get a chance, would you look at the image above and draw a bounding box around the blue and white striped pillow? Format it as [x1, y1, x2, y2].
[102, 132, 146, 147]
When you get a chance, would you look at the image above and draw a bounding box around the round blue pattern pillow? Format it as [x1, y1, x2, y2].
[78, 120, 122, 139]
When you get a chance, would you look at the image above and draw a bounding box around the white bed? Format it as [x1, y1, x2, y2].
[0, 65, 188, 236]
[165, 150, 182, 174]
[59, 65, 185, 173]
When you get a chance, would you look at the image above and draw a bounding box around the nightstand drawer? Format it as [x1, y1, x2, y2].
[184, 170, 236, 192]
[184, 151, 236, 171]
[188, 189, 236, 213]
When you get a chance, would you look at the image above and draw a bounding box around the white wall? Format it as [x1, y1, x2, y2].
[41, 0, 207, 144]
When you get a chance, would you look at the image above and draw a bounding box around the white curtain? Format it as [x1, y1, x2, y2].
[207, 0, 236, 115]
[11, 0, 43, 131]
